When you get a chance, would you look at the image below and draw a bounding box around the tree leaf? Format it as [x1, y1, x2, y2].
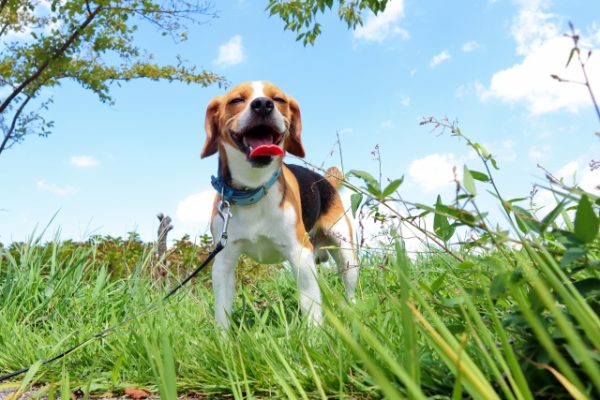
[574, 195, 599, 243]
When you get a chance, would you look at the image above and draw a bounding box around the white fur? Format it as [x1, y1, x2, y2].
[223, 142, 281, 188]
[250, 81, 264, 99]
[211, 168, 322, 328]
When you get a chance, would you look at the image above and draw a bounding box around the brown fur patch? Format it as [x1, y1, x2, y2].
[282, 165, 313, 249]
[315, 193, 347, 231]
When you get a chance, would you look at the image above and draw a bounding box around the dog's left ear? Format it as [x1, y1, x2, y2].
[285, 97, 305, 158]
[201, 96, 221, 158]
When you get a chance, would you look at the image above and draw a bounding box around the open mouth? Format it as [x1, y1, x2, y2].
[234, 125, 284, 158]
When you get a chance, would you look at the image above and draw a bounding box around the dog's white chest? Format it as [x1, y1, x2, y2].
[212, 188, 298, 264]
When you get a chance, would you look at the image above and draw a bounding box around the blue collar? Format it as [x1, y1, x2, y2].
[211, 168, 282, 206]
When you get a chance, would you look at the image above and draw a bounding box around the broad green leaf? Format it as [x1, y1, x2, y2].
[560, 247, 586, 268]
[350, 193, 363, 218]
[430, 272, 448, 292]
[574, 195, 599, 243]
[463, 165, 476, 196]
[382, 177, 404, 197]
[367, 183, 382, 198]
[541, 200, 567, 232]
[512, 205, 541, 234]
[469, 170, 490, 182]
[514, 213, 529, 234]
[348, 169, 379, 190]
[434, 195, 454, 241]
[436, 203, 477, 227]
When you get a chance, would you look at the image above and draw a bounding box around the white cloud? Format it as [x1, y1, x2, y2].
[70, 155, 99, 168]
[400, 95, 411, 106]
[511, 1, 558, 56]
[430, 50, 451, 67]
[484, 35, 600, 114]
[408, 153, 459, 193]
[353, 0, 409, 42]
[483, 2, 600, 114]
[214, 35, 245, 67]
[176, 190, 215, 234]
[528, 144, 552, 162]
[462, 40, 478, 52]
[37, 180, 77, 196]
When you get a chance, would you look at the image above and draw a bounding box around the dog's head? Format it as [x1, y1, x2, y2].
[201, 81, 304, 166]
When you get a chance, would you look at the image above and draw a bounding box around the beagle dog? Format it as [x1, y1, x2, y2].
[201, 81, 358, 328]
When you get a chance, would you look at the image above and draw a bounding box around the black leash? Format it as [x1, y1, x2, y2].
[0, 201, 232, 383]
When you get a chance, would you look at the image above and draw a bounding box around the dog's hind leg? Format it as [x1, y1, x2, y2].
[324, 217, 359, 303]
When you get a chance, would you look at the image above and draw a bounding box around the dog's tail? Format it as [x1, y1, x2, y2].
[325, 166, 344, 190]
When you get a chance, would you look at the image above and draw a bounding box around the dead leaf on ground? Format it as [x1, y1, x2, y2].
[124, 387, 152, 399]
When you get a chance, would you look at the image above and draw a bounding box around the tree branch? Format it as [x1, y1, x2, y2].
[0, 5, 103, 115]
[0, 94, 32, 155]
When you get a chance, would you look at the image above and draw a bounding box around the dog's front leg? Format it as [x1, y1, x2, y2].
[212, 248, 240, 329]
[288, 246, 322, 325]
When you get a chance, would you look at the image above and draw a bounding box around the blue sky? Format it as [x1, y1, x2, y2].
[2, 0, 600, 244]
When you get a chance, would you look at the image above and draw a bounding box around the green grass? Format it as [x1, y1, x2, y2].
[1, 228, 599, 399]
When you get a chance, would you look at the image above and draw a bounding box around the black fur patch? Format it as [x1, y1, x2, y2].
[285, 163, 336, 232]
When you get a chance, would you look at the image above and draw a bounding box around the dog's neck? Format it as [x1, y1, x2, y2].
[221, 143, 282, 189]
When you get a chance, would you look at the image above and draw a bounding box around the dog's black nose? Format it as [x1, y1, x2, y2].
[250, 97, 274, 117]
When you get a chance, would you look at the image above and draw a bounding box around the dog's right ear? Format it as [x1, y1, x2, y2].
[201, 96, 221, 158]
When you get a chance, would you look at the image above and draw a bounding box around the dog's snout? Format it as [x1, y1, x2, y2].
[250, 97, 274, 117]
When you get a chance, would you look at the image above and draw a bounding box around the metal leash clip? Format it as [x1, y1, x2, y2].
[217, 197, 231, 247]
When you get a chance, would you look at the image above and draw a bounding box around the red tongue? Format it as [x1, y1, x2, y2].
[250, 145, 284, 157]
